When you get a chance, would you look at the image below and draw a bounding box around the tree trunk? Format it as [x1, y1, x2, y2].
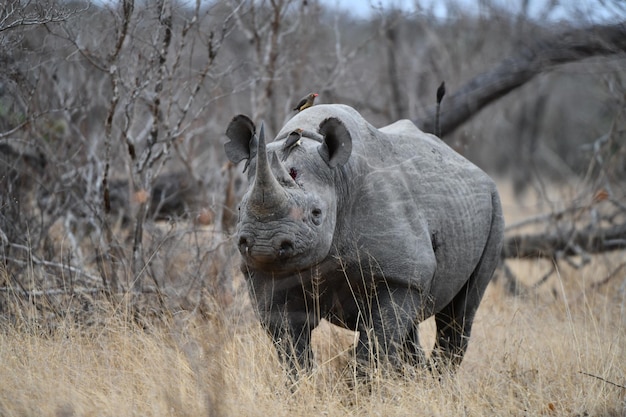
[416, 22, 626, 136]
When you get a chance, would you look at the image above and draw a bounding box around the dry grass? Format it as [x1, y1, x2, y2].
[1, 183, 625, 416]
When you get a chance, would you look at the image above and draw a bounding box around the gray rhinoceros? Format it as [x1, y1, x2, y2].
[224, 104, 504, 376]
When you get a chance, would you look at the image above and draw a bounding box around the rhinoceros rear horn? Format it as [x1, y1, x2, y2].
[318, 117, 352, 168]
[224, 114, 257, 171]
[249, 122, 289, 213]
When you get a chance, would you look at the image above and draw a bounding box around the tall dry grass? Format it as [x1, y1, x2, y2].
[1, 184, 625, 416]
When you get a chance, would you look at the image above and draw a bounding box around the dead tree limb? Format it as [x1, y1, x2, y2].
[503, 222, 626, 259]
[417, 22, 626, 135]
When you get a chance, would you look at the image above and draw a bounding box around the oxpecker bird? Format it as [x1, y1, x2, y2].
[293, 93, 318, 112]
[282, 128, 303, 161]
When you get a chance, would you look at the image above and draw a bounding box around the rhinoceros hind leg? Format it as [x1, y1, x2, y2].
[431, 263, 494, 373]
[431, 295, 474, 373]
[431, 195, 504, 374]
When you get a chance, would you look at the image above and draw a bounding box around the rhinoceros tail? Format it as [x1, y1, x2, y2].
[435, 81, 445, 138]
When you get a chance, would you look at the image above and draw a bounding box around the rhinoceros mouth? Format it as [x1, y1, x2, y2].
[239, 242, 311, 274]
[242, 251, 304, 271]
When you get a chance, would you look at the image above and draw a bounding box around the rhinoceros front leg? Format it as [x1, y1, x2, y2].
[263, 310, 314, 379]
[354, 284, 427, 374]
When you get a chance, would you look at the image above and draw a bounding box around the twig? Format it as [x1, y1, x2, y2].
[498, 262, 527, 296]
[568, 261, 626, 306]
[0, 119, 31, 139]
[579, 371, 626, 390]
[6, 244, 102, 283]
[0, 106, 85, 139]
[0, 287, 103, 296]
[0, 286, 165, 297]
[531, 261, 557, 289]
[504, 203, 590, 232]
[589, 261, 626, 291]
[0, 3, 85, 33]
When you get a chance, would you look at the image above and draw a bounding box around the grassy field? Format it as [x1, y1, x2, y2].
[1, 184, 625, 416]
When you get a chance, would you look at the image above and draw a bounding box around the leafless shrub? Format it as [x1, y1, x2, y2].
[0, 0, 242, 319]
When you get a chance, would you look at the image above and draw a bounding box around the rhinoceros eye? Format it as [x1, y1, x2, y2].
[289, 167, 298, 180]
[311, 207, 322, 225]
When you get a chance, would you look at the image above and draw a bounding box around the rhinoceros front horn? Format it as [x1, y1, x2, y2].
[249, 122, 289, 215]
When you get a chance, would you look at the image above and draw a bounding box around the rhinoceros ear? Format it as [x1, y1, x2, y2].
[224, 115, 258, 171]
[318, 117, 352, 168]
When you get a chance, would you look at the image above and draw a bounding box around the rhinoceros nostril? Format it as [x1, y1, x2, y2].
[278, 239, 294, 259]
[238, 235, 253, 254]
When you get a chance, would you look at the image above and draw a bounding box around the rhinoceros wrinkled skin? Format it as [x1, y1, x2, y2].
[224, 104, 504, 376]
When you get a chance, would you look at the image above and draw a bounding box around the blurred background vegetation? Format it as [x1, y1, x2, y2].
[0, 0, 625, 322]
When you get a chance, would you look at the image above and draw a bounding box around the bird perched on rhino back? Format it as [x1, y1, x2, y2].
[293, 93, 318, 112]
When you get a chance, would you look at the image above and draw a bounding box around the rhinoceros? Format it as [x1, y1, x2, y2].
[224, 104, 504, 376]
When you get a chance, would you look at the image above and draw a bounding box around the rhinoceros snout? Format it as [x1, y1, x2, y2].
[237, 232, 296, 264]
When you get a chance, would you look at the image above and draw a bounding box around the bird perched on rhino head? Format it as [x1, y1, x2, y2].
[293, 93, 318, 112]
[281, 128, 304, 161]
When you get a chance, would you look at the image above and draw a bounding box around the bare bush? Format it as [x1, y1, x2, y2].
[0, 0, 242, 315]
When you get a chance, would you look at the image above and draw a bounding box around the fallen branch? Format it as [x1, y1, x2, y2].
[502, 222, 626, 259]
